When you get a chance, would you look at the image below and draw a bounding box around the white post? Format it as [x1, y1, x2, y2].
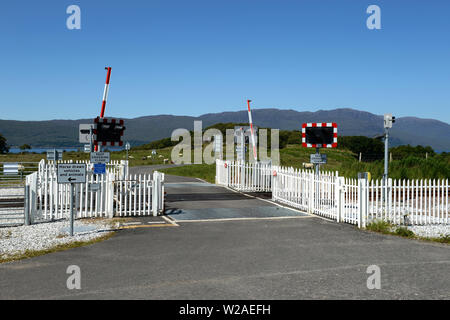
[309, 172, 314, 214]
[358, 179, 361, 228]
[335, 177, 342, 223]
[108, 173, 114, 218]
[358, 177, 368, 228]
[272, 167, 277, 201]
[152, 171, 159, 216]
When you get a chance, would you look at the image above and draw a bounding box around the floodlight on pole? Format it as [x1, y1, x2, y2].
[125, 142, 130, 162]
[383, 113, 396, 180]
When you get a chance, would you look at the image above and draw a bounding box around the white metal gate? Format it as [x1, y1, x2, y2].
[24, 161, 165, 223]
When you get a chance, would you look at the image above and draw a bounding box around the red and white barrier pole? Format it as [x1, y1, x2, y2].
[247, 99, 257, 161]
[100, 67, 112, 118]
[95, 67, 112, 151]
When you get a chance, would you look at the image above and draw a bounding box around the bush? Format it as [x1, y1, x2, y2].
[366, 220, 394, 233]
[0, 133, 9, 154]
[435, 235, 450, 244]
[338, 136, 384, 161]
[19, 144, 31, 150]
[367, 220, 415, 239]
[390, 145, 435, 160]
[394, 227, 415, 238]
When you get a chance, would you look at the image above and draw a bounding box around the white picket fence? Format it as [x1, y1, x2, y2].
[25, 161, 164, 222]
[271, 166, 360, 225]
[216, 160, 449, 227]
[114, 173, 165, 217]
[366, 178, 449, 225]
[216, 160, 272, 192]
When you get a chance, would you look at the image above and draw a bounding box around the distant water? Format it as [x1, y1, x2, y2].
[8, 147, 123, 154]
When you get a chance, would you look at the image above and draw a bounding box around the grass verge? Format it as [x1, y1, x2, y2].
[160, 163, 216, 183]
[365, 220, 449, 244]
[0, 231, 115, 264]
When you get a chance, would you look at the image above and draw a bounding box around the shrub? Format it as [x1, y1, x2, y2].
[394, 227, 415, 238]
[366, 220, 394, 233]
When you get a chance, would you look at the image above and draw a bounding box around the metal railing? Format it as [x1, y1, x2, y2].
[0, 162, 40, 187]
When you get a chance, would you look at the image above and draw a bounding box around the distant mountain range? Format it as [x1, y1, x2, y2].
[1, 108, 449, 152]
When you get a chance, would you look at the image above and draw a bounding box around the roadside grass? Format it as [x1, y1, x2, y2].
[0, 232, 115, 264]
[160, 163, 216, 183]
[79, 217, 132, 227]
[2, 143, 448, 180]
[0, 148, 173, 168]
[365, 220, 449, 244]
[365, 220, 394, 233]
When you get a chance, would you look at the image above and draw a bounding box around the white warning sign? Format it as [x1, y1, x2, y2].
[57, 164, 86, 184]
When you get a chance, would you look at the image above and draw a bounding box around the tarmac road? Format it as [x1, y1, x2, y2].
[0, 166, 449, 299]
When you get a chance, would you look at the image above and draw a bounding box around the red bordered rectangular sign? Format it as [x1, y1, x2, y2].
[302, 122, 337, 148]
[92, 117, 125, 147]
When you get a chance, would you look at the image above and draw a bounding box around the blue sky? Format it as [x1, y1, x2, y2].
[0, 0, 449, 123]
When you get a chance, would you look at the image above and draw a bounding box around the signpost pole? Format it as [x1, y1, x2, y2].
[90, 126, 93, 153]
[314, 147, 320, 209]
[384, 127, 389, 181]
[315, 147, 320, 177]
[70, 183, 74, 236]
[240, 129, 245, 162]
[383, 127, 389, 212]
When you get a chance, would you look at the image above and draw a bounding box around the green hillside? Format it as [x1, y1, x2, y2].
[160, 144, 450, 184]
[2, 123, 448, 184]
[1, 108, 449, 151]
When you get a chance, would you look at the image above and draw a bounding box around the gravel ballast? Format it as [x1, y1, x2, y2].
[407, 224, 450, 239]
[0, 219, 116, 260]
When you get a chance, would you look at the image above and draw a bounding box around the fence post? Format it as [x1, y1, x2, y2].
[272, 166, 277, 201]
[120, 160, 129, 180]
[24, 185, 30, 225]
[215, 159, 219, 184]
[152, 171, 159, 216]
[358, 178, 362, 228]
[26, 172, 38, 224]
[358, 177, 368, 228]
[159, 173, 165, 213]
[226, 161, 230, 187]
[308, 172, 314, 214]
[108, 173, 114, 218]
[335, 177, 342, 223]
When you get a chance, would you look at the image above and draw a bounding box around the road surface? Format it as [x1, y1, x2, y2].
[0, 166, 449, 299]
